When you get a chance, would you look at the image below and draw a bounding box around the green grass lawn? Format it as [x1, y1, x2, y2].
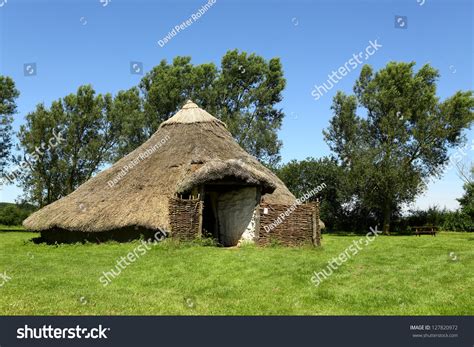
[0, 231, 472, 315]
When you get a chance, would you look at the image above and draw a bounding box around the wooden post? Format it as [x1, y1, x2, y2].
[197, 186, 204, 238]
[312, 204, 317, 246]
[312, 201, 321, 246]
[316, 201, 321, 246]
[197, 200, 203, 238]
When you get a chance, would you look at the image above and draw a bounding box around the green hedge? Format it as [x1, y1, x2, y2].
[400, 207, 473, 232]
[0, 203, 36, 226]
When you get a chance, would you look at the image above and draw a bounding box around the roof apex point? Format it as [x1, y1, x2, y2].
[182, 100, 198, 109]
[160, 100, 226, 127]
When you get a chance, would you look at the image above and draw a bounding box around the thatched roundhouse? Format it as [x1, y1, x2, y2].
[24, 101, 321, 246]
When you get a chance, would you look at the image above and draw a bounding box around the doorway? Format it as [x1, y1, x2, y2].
[201, 185, 258, 246]
[202, 192, 219, 242]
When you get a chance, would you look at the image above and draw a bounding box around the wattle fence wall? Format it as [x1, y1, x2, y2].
[256, 202, 320, 246]
[168, 196, 202, 241]
[168, 196, 321, 247]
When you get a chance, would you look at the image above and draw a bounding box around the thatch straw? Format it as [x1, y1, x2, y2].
[176, 159, 276, 195]
[23, 100, 296, 233]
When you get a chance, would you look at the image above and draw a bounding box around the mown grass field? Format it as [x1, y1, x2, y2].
[0, 230, 472, 315]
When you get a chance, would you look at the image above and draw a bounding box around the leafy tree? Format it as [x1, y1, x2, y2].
[16, 85, 136, 206]
[277, 157, 349, 230]
[139, 56, 218, 133]
[404, 206, 449, 229]
[0, 76, 20, 176]
[140, 50, 286, 165]
[215, 50, 285, 165]
[442, 211, 473, 232]
[107, 87, 146, 161]
[457, 165, 473, 220]
[324, 62, 474, 233]
[0, 202, 36, 226]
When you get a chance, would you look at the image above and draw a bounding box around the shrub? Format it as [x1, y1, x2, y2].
[395, 206, 473, 232]
[442, 211, 474, 232]
[0, 203, 36, 226]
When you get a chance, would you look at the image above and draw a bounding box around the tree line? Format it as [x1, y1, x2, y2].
[0, 53, 473, 232]
[278, 62, 474, 233]
[277, 158, 473, 232]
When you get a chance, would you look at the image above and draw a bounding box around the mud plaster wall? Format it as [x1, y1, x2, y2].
[239, 208, 258, 243]
[216, 187, 257, 246]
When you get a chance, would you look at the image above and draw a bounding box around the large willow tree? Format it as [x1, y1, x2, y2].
[0, 76, 19, 177]
[324, 62, 474, 233]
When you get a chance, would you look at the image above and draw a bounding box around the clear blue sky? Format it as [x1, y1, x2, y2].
[0, 0, 473, 210]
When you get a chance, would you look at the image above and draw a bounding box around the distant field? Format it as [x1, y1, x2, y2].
[0, 231, 472, 315]
[0, 225, 25, 232]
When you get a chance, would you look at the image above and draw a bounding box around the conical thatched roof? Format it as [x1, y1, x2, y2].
[24, 100, 296, 233]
